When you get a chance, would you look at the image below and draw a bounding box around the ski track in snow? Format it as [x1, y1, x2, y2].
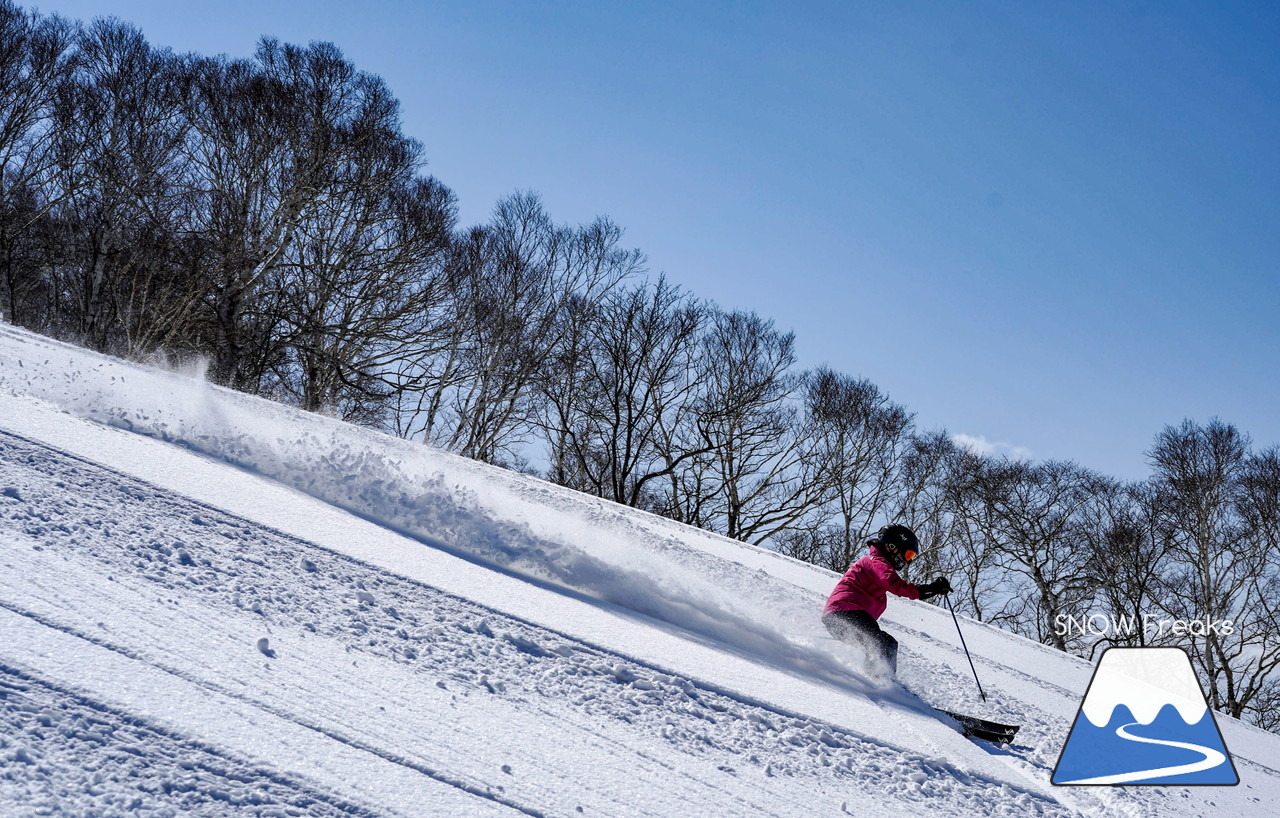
[0, 430, 1064, 817]
[0, 663, 378, 818]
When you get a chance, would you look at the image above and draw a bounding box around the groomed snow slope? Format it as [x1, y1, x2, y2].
[1, 322, 1277, 817]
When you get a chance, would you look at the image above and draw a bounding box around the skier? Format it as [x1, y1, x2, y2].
[823, 523, 950, 674]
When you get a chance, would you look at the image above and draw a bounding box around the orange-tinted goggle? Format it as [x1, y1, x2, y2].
[902, 548, 917, 562]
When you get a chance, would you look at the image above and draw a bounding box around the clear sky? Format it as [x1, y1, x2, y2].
[30, 0, 1280, 481]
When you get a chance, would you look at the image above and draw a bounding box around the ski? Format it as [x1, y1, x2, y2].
[935, 708, 1019, 744]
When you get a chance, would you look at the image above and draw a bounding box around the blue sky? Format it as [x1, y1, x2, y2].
[33, 0, 1280, 480]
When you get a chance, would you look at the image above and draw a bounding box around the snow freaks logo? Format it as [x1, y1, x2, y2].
[1051, 647, 1238, 786]
[1053, 613, 1235, 639]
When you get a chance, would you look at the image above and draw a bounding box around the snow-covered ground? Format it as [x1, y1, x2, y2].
[1, 322, 1277, 817]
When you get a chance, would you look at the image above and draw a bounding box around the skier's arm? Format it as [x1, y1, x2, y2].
[870, 558, 921, 600]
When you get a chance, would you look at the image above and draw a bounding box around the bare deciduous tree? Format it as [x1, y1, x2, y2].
[1083, 480, 1175, 654]
[901, 438, 1009, 620]
[184, 40, 384, 390]
[274, 174, 456, 421]
[1227, 446, 1280, 723]
[0, 0, 75, 326]
[539, 276, 703, 507]
[51, 19, 191, 353]
[669, 309, 820, 544]
[971, 459, 1106, 650]
[398, 193, 638, 465]
[803, 367, 913, 568]
[1147, 418, 1273, 718]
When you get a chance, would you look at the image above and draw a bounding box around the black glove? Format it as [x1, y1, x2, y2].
[919, 576, 952, 599]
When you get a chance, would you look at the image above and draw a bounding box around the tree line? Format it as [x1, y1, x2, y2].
[2, 1, 1277, 731]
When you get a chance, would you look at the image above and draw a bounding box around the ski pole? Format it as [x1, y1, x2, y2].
[944, 592, 987, 703]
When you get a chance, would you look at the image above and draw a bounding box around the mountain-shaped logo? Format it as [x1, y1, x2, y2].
[1052, 647, 1238, 786]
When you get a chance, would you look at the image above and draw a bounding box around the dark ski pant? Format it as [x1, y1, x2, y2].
[823, 609, 898, 673]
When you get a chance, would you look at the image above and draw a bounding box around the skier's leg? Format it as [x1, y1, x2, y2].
[823, 610, 875, 644]
[877, 630, 900, 674]
[850, 613, 898, 673]
[824, 610, 900, 674]
[822, 610, 859, 642]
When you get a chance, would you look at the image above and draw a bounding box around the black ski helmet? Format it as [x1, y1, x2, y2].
[870, 523, 919, 569]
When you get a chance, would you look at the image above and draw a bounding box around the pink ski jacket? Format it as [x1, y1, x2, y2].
[823, 544, 922, 619]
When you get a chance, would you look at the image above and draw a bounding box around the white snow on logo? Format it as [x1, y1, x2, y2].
[1081, 647, 1207, 727]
